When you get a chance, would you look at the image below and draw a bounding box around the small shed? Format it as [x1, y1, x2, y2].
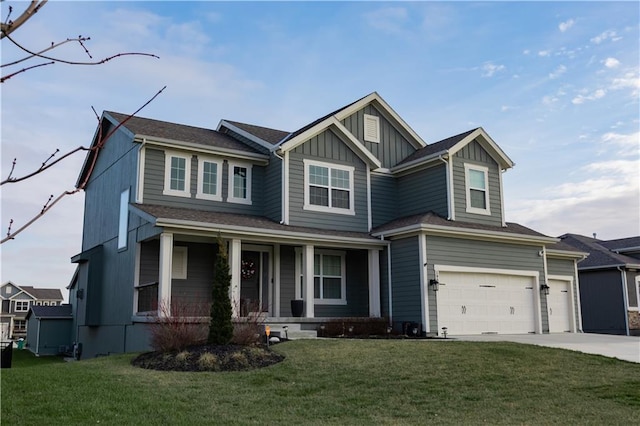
[25, 305, 73, 356]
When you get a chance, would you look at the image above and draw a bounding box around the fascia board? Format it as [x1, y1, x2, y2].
[448, 128, 515, 170]
[277, 118, 334, 152]
[578, 263, 640, 271]
[546, 249, 589, 259]
[134, 135, 269, 164]
[373, 223, 558, 245]
[334, 93, 427, 148]
[390, 151, 449, 174]
[156, 218, 386, 248]
[217, 120, 274, 151]
[332, 120, 382, 168]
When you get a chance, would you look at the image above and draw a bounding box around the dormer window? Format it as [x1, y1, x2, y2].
[363, 114, 380, 143]
[465, 163, 491, 215]
[163, 151, 192, 198]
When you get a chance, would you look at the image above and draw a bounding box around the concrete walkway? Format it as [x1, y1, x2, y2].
[454, 333, 640, 363]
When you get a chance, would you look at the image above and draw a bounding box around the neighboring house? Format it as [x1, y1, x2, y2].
[70, 92, 585, 358]
[25, 305, 73, 356]
[0, 281, 64, 340]
[559, 234, 640, 336]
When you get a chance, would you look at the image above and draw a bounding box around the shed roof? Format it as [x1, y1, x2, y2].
[26, 304, 72, 320]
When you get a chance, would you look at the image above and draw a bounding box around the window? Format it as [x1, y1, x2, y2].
[465, 164, 491, 215]
[294, 249, 347, 305]
[304, 160, 355, 215]
[118, 188, 130, 249]
[15, 301, 30, 312]
[172, 246, 188, 279]
[228, 162, 252, 204]
[197, 157, 222, 201]
[163, 151, 192, 197]
[363, 113, 380, 143]
[14, 320, 26, 331]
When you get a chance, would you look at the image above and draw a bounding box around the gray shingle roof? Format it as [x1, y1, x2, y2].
[105, 112, 261, 154]
[395, 128, 479, 167]
[223, 120, 290, 145]
[26, 304, 72, 319]
[559, 234, 640, 268]
[20, 286, 63, 300]
[599, 236, 640, 252]
[132, 204, 378, 241]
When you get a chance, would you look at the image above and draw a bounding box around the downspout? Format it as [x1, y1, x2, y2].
[541, 246, 549, 334]
[617, 266, 631, 336]
[135, 138, 147, 203]
[437, 155, 453, 220]
[574, 258, 584, 332]
[499, 168, 507, 227]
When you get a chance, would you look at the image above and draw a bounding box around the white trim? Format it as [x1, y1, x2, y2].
[158, 233, 173, 317]
[229, 239, 242, 318]
[14, 300, 30, 312]
[633, 275, 640, 312]
[464, 163, 491, 215]
[419, 235, 429, 334]
[163, 151, 192, 198]
[227, 161, 252, 205]
[366, 167, 372, 231]
[368, 249, 381, 317]
[548, 274, 577, 333]
[136, 144, 145, 203]
[283, 151, 290, 224]
[217, 120, 275, 151]
[294, 248, 303, 300]
[274, 244, 281, 316]
[447, 127, 515, 170]
[313, 249, 347, 305]
[448, 156, 455, 220]
[172, 246, 188, 280]
[117, 188, 130, 250]
[303, 245, 315, 317]
[196, 156, 223, 201]
[499, 169, 506, 227]
[241, 244, 273, 316]
[434, 264, 543, 334]
[363, 113, 380, 143]
[303, 159, 355, 215]
[574, 259, 583, 331]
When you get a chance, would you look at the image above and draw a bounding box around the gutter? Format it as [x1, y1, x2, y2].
[617, 266, 631, 336]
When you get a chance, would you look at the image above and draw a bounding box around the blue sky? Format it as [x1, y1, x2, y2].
[1, 1, 639, 297]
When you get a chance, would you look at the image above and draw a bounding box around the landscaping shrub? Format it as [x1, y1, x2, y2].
[147, 300, 209, 352]
[317, 318, 390, 337]
[208, 237, 234, 345]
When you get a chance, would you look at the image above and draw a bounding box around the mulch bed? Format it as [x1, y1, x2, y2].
[131, 344, 285, 372]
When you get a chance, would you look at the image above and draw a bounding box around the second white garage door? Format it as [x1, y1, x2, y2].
[436, 271, 537, 335]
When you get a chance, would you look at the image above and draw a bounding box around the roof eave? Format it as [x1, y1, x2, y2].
[217, 120, 275, 150]
[449, 128, 515, 170]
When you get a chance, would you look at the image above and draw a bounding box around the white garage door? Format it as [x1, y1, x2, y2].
[437, 271, 536, 335]
[547, 278, 572, 333]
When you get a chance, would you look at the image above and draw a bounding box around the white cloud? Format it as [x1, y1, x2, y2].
[481, 62, 505, 77]
[610, 71, 640, 96]
[600, 131, 640, 156]
[523, 49, 530, 55]
[603, 57, 620, 68]
[538, 50, 551, 57]
[549, 64, 567, 79]
[571, 88, 606, 104]
[542, 95, 559, 105]
[590, 30, 621, 44]
[559, 19, 575, 32]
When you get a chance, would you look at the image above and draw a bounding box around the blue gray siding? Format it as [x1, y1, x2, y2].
[398, 164, 448, 218]
[452, 140, 503, 226]
[579, 269, 627, 334]
[278, 245, 296, 317]
[341, 104, 416, 168]
[370, 173, 397, 228]
[142, 147, 266, 215]
[425, 235, 547, 333]
[264, 153, 282, 222]
[288, 129, 369, 232]
[390, 236, 422, 327]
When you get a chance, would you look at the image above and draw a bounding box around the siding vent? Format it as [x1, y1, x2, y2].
[363, 114, 380, 143]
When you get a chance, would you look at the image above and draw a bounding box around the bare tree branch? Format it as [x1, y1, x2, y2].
[1, 60, 53, 82]
[1, 0, 47, 39]
[1, 85, 167, 244]
[2, 36, 90, 68]
[1, 147, 88, 185]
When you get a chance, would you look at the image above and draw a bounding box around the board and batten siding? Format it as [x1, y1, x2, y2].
[579, 269, 627, 334]
[341, 104, 416, 169]
[547, 257, 581, 324]
[425, 235, 548, 333]
[390, 236, 423, 327]
[398, 164, 448, 219]
[278, 245, 297, 317]
[452, 140, 503, 226]
[143, 147, 265, 215]
[370, 173, 397, 228]
[288, 129, 369, 232]
[264, 153, 282, 222]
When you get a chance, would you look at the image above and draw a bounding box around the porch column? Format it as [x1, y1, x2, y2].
[368, 248, 381, 317]
[273, 244, 281, 317]
[303, 244, 315, 318]
[228, 238, 242, 318]
[158, 232, 174, 317]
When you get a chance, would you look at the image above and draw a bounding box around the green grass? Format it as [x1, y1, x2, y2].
[2, 340, 639, 425]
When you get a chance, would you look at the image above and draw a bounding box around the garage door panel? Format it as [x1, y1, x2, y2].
[437, 271, 536, 335]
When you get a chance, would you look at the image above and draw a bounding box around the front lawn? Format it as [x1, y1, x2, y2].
[2, 340, 639, 425]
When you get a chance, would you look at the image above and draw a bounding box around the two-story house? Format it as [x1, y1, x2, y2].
[1, 281, 64, 340]
[70, 92, 585, 358]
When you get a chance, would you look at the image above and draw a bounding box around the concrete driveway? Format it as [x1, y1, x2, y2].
[454, 333, 640, 363]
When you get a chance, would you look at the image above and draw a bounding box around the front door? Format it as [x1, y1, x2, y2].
[240, 247, 271, 316]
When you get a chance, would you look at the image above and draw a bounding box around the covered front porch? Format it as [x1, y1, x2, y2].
[133, 230, 386, 323]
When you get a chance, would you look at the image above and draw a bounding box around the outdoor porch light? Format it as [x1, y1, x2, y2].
[540, 283, 550, 296]
[429, 279, 440, 292]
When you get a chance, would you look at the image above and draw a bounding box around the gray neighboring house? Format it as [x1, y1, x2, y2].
[1, 281, 64, 341]
[559, 234, 640, 336]
[70, 92, 585, 358]
[25, 305, 73, 356]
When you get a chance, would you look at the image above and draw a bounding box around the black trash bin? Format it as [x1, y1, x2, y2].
[1, 342, 13, 369]
[291, 299, 304, 317]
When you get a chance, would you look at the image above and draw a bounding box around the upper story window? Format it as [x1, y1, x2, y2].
[15, 301, 30, 312]
[163, 151, 192, 198]
[303, 159, 355, 215]
[196, 157, 222, 201]
[228, 162, 252, 205]
[363, 113, 380, 143]
[118, 188, 130, 250]
[465, 163, 491, 215]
